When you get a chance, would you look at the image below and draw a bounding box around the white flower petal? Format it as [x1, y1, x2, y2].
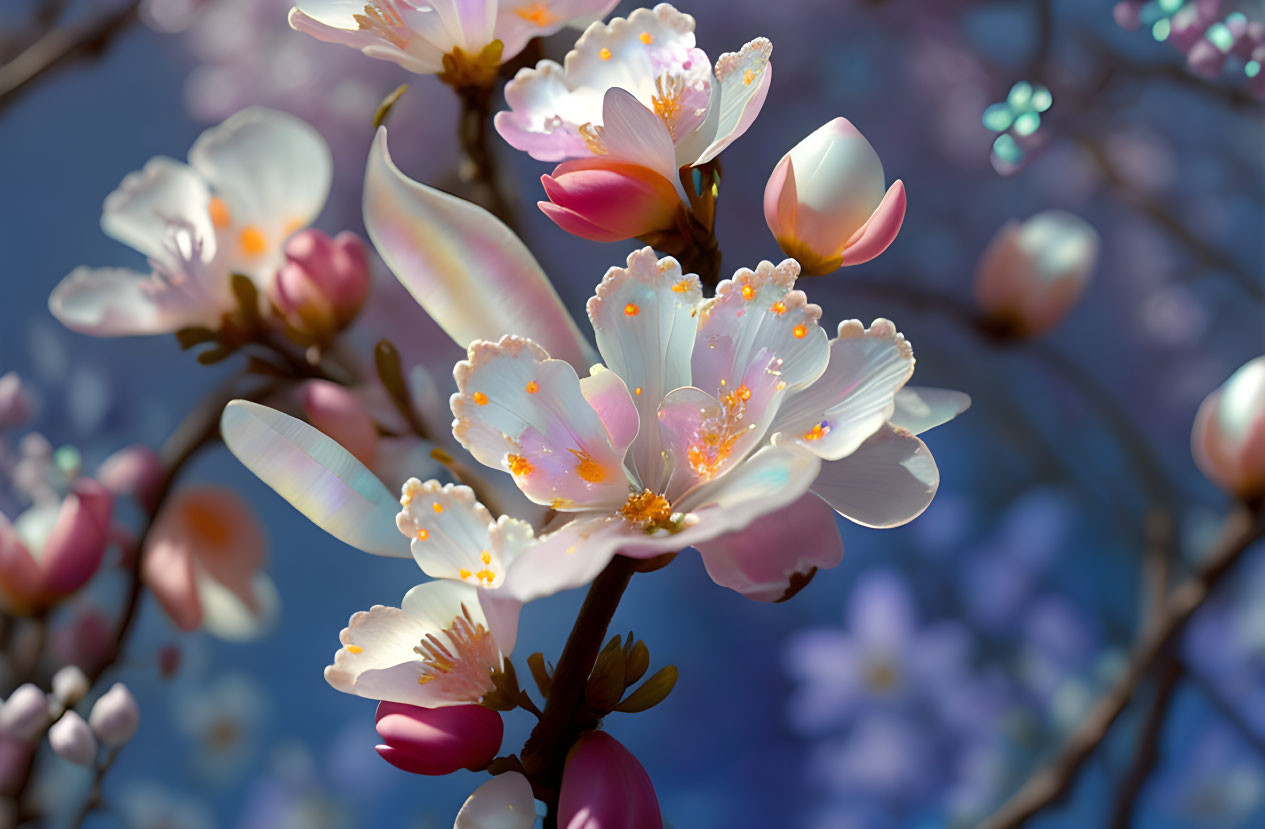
[771, 319, 914, 460]
[188, 107, 331, 243]
[682, 37, 772, 165]
[586, 247, 700, 489]
[100, 157, 214, 263]
[455, 771, 537, 829]
[889, 386, 971, 436]
[452, 336, 632, 510]
[811, 424, 939, 528]
[364, 128, 595, 369]
[597, 87, 681, 188]
[49, 267, 192, 336]
[692, 259, 829, 397]
[220, 401, 410, 558]
[397, 479, 510, 588]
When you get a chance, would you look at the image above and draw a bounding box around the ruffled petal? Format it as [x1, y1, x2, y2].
[364, 129, 595, 369]
[682, 37, 772, 166]
[696, 493, 842, 601]
[692, 259, 829, 397]
[396, 479, 520, 590]
[811, 424, 939, 528]
[220, 401, 410, 558]
[100, 157, 214, 263]
[452, 336, 632, 510]
[771, 319, 914, 460]
[889, 386, 971, 436]
[586, 247, 701, 490]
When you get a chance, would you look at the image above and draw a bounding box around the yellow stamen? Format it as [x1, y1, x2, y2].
[802, 422, 830, 441]
[508, 454, 534, 477]
[743, 68, 756, 86]
[458, 568, 472, 580]
[672, 279, 692, 293]
[620, 489, 673, 529]
[640, 32, 654, 44]
[599, 47, 612, 60]
[792, 324, 808, 339]
[579, 122, 607, 154]
[624, 302, 640, 316]
[416, 529, 429, 541]
[771, 301, 786, 315]
[473, 392, 489, 405]
[480, 551, 492, 565]
[346, 645, 363, 654]
[354, 2, 409, 48]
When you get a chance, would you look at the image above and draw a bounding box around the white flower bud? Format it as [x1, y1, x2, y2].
[88, 683, 139, 747]
[0, 683, 50, 741]
[51, 665, 90, 707]
[48, 711, 96, 765]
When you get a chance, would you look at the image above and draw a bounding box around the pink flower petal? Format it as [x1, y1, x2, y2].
[841, 180, 907, 267]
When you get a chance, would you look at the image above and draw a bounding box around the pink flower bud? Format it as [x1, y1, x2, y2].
[973, 210, 1099, 337]
[539, 159, 682, 243]
[373, 701, 503, 776]
[270, 229, 370, 339]
[89, 683, 140, 747]
[97, 445, 165, 512]
[764, 117, 907, 275]
[0, 684, 50, 741]
[299, 381, 379, 467]
[0, 738, 31, 795]
[40, 479, 112, 597]
[1193, 356, 1265, 500]
[48, 711, 95, 766]
[455, 771, 537, 829]
[558, 731, 662, 829]
[0, 373, 34, 431]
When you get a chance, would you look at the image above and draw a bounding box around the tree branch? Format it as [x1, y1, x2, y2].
[980, 507, 1265, 829]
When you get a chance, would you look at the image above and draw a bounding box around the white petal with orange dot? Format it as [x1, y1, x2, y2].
[452, 335, 631, 511]
[100, 157, 217, 265]
[396, 479, 508, 587]
[692, 259, 829, 398]
[770, 319, 916, 461]
[587, 247, 701, 490]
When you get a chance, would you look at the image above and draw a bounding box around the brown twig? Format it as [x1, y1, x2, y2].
[519, 555, 638, 824]
[0, 0, 142, 115]
[980, 507, 1265, 829]
[455, 84, 516, 228]
[1107, 651, 1182, 829]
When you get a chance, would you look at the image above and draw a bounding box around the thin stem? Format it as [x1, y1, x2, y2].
[0, 0, 141, 115]
[70, 746, 120, 829]
[1107, 652, 1181, 829]
[980, 506, 1265, 829]
[520, 555, 638, 823]
[456, 84, 515, 228]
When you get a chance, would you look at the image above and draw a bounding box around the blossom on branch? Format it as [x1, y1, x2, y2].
[50, 109, 332, 338]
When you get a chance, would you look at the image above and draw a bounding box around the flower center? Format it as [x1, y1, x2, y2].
[651, 74, 687, 139]
[184, 501, 231, 548]
[687, 383, 755, 480]
[620, 489, 677, 532]
[414, 605, 499, 701]
[864, 659, 901, 693]
[457, 550, 498, 586]
[354, 1, 410, 48]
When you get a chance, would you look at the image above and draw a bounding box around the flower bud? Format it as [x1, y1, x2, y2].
[299, 381, 379, 467]
[973, 210, 1099, 337]
[270, 229, 370, 340]
[0, 684, 50, 741]
[89, 683, 140, 747]
[51, 666, 89, 708]
[374, 701, 503, 776]
[764, 117, 907, 275]
[455, 771, 537, 829]
[0, 373, 34, 431]
[539, 159, 682, 243]
[1193, 356, 1265, 500]
[97, 445, 165, 512]
[48, 711, 96, 766]
[40, 479, 112, 597]
[559, 731, 662, 829]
